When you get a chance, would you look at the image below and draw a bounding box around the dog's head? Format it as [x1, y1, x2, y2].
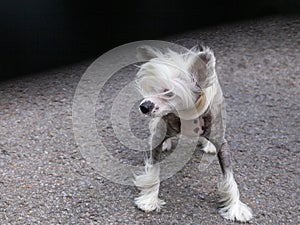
[136, 45, 217, 119]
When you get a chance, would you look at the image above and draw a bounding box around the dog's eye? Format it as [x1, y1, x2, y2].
[163, 89, 174, 97]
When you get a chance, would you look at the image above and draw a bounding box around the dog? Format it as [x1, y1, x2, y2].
[133, 45, 253, 222]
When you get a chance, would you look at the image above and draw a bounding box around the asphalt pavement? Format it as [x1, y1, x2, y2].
[0, 16, 299, 224]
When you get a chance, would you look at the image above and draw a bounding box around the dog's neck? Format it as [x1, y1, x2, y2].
[177, 84, 216, 120]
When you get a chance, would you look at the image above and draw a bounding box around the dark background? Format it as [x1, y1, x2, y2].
[0, 0, 299, 81]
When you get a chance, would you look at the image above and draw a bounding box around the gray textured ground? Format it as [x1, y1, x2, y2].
[0, 16, 299, 224]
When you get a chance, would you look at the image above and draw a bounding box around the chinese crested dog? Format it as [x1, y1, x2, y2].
[134, 45, 253, 222]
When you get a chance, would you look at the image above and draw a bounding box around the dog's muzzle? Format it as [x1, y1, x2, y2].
[139, 101, 154, 114]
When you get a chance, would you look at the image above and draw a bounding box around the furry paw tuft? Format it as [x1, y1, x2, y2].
[219, 200, 253, 222]
[135, 194, 165, 212]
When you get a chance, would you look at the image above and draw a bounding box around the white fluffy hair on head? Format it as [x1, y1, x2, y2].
[135, 45, 217, 117]
[136, 45, 217, 89]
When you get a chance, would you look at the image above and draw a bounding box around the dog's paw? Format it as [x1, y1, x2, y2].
[202, 141, 216, 154]
[162, 138, 172, 151]
[219, 200, 253, 222]
[135, 195, 166, 212]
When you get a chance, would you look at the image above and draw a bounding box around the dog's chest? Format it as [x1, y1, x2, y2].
[163, 113, 206, 138]
[180, 117, 204, 137]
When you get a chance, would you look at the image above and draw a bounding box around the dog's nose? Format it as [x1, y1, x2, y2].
[139, 101, 154, 114]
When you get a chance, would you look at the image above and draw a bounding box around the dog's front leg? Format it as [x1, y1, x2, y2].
[207, 102, 253, 222]
[133, 117, 165, 212]
[217, 142, 253, 222]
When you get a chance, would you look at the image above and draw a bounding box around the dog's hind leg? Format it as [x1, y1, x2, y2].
[133, 118, 165, 212]
[217, 142, 253, 222]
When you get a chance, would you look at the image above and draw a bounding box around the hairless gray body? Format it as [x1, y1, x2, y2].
[150, 80, 231, 175]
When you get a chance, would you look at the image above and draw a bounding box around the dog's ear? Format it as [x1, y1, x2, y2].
[137, 46, 161, 61]
[190, 47, 216, 89]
